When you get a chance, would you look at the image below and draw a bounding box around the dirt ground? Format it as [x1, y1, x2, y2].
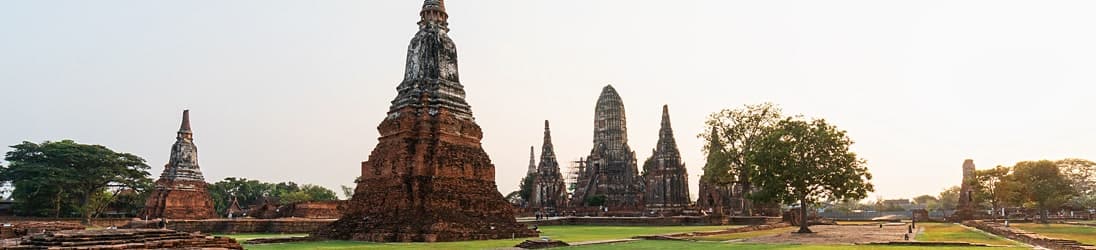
[740, 224, 914, 244]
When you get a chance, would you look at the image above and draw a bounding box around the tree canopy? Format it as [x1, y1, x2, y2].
[747, 118, 874, 233]
[0, 140, 151, 221]
[207, 177, 338, 216]
[699, 102, 784, 214]
[1012, 160, 1073, 223]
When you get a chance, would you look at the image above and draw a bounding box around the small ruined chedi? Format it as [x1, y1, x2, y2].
[316, 0, 535, 242]
[571, 85, 646, 210]
[642, 105, 691, 213]
[529, 120, 569, 210]
[142, 110, 217, 220]
[697, 127, 744, 215]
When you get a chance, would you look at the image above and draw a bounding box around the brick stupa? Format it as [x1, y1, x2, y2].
[142, 110, 217, 220]
[315, 0, 536, 242]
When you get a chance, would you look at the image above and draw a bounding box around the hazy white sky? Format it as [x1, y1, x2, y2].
[1, 1, 1093, 201]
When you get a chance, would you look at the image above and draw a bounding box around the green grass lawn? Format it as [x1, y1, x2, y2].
[1011, 223, 1096, 245]
[567, 241, 1016, 249]
[217, 233, 308, 241]
[914, 223, 1018, 246]
[244, 225, 737, 250]
[689, 227, 796, 241]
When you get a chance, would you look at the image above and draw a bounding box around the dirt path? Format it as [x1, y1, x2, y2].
[741, 224, 912, 244]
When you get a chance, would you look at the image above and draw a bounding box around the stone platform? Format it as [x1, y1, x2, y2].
[2, 229, 241, 249]
[122, 218, 334, 234]
[519, 216, 781, 226]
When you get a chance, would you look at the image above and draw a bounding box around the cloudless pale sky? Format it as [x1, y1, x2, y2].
[1, 1, 1094, 201]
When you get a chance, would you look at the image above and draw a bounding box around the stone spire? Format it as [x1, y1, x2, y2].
[539, 120, 558, 171]
[163, 110, 205, 182]
[389, 0, 471, 120]
[530, 120, 567, 209]
[656, 105, 679, 157]
[527, 146, 536, 175]
[141, 110, 216, 220]
[571, 84, 645, 208]
[643, 105, 690, 212]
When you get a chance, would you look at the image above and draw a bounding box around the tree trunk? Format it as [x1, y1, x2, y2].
[798, 197, 812, 233]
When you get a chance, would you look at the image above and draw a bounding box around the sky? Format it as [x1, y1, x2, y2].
[1, 1, 1094, 202]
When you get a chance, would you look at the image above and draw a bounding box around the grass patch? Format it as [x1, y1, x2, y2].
[1011, 223, 1096, 245]
[914, 223, 1018, 246]
[216, 233, 308, 241]
[567, 241, 1017, 249]
[690, 227, 796, 241]
[245, 225, 737, 250]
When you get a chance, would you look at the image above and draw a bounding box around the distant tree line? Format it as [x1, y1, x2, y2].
[207, 177, 338, 215]
[0, 140, 339, 220]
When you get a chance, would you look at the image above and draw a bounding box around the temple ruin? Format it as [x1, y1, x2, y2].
[951, 159, 977, 221]
[142, 110, 217, 220]
[697, 127, 744, 215]
[315, 0, 535, 242]
[642, 105, 691, 213]
[529, 121, 569, 211]
[571, 85, 646, 211]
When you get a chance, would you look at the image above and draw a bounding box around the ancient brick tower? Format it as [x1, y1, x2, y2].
[571, 85, 646, 209]
[697, 127, 742, 215]
[642, 105, 691, 213]
[529, 121, 569, 210]
[142, 110, 217, 220]
[316, 0, 535, 242]
[952, 159, 977, 221]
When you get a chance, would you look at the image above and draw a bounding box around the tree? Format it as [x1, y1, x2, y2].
[748, 118, 874, 233]
[913, 194, 939, 210]
[700, 102, 784, 215]
[516, 175, 535, 207]
[1012, 160, 1074, 223]
[972, 166, 1019, 220]
[340, 185, 355, 199]
[207, 178, 338, 215]
[937, 186, 960, 211]
[1, 140, 151, 222]
[1057, 158, 1096, 209]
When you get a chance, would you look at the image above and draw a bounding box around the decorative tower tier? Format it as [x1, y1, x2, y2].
[316, 0, 535, 242]
[142, 110, 217, 220]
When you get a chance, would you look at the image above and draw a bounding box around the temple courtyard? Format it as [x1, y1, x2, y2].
[224, 222, 1035, 249]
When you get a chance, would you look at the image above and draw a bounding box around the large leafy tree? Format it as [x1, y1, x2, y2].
[1, 140, 151, 222]
[1012, 160, 1073, 223]
[1057, 158, 1096, 209]
[700, 102, 784, 215]
[972, 166, 1019, 219]
[748, 118, 874, 233]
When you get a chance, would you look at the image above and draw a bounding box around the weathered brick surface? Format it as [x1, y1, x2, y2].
[314, 0, 534, 242]
[0, 222, 84, 239]
[4, 229, 241, 249]
[122, 218, 334, 234]
[965, 220, 1096, 250]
